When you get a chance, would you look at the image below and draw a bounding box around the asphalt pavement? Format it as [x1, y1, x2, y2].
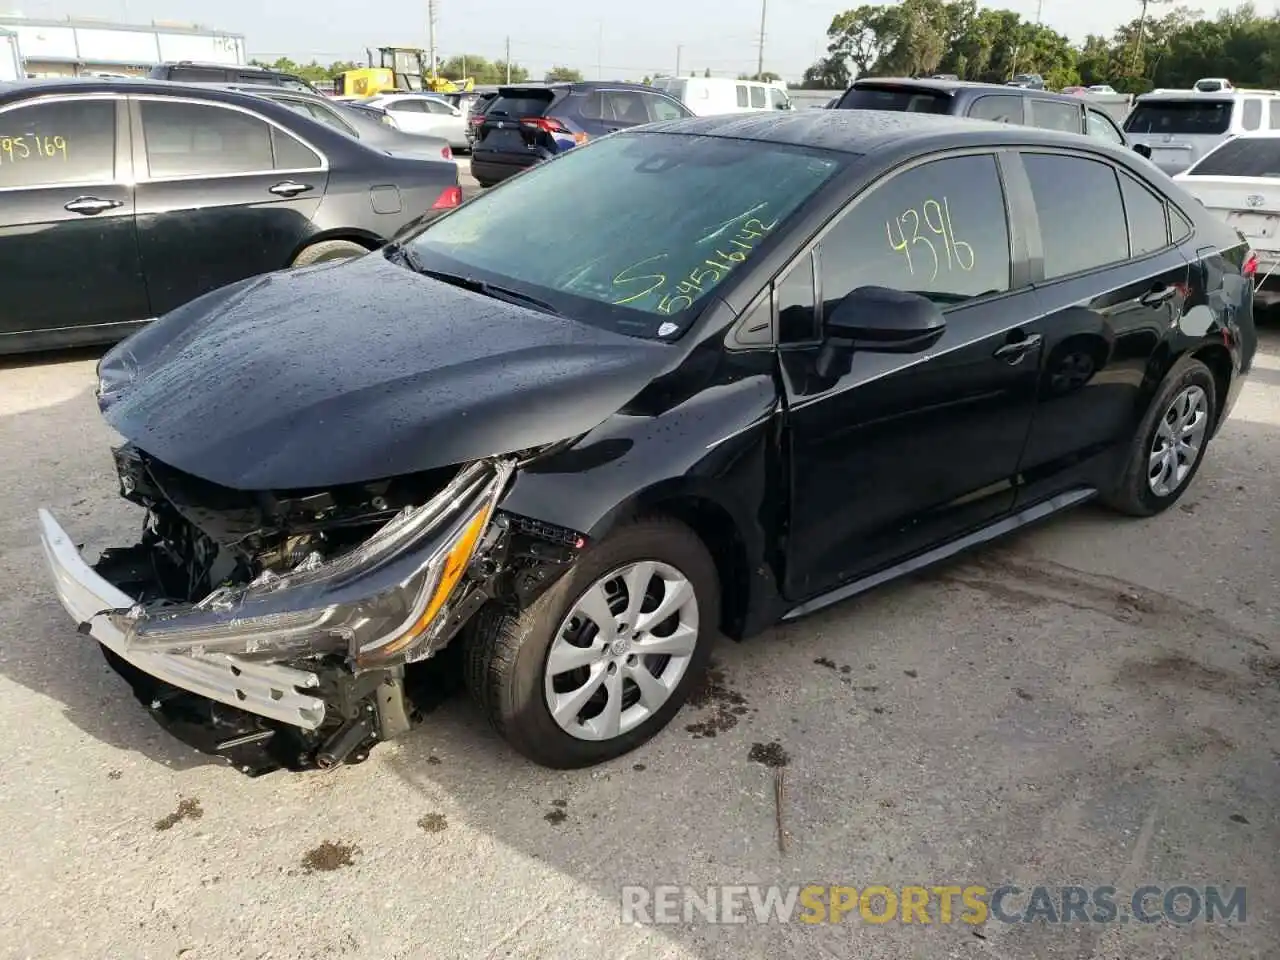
[0, 319, 1276, 960]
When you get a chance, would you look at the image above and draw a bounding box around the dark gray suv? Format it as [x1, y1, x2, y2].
[834, 77, 1136, 151]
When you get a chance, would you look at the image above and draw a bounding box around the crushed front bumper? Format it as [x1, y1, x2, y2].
[38, 508, 328, 731]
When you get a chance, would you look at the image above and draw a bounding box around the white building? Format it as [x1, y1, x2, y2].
[0, 14, 244, 77]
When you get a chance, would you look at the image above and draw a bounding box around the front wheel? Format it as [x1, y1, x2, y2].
[464, 518, 719, 768]
[1101, 357, 1217, 516]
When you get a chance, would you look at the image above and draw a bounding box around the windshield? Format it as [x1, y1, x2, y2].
[1187, 137, 1280, 177]
[405, 132, 846, 339]
[1125, 99, 1233, 135]
[836, 85, 951, 113]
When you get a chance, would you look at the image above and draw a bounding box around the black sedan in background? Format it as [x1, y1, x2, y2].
[40, 112, 1255, 774]
[0, 79, 462, 355]
[220, 84, 456, 162]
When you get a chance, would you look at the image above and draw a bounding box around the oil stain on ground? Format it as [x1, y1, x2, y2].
[418, 813, 448, 834]
[686, 661, 751, 738]
[153, 797, 203, 832]
[748, 741, 790, 768]
[302, 840, 359, 872]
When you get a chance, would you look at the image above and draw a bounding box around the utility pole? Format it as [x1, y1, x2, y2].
[1035, 0, 1043, 22]
[427, 0, 437, 80]
[676, 44, 683, 78]
[1130, 0, 1150, 71]
[505, 35, 511, 83]
[756, 0, 766, 80]
[597, 21, 603, 79]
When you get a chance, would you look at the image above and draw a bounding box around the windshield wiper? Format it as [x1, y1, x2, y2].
[415, 266, 564, 317]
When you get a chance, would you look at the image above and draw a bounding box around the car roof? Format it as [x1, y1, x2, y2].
[496, 80, 662, 94]
[637, 108, 1128, 156]
[0, 76, 317, 107]
[1136, 88, 1280, 100]
[850, 76, 1081, 102]
[155, 60, 283, 74]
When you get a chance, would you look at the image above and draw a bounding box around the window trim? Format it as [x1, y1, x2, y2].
[127, 94, 328, 184]
[1117, 169, 1176, 261]
[0, 92, 127, 193]
[771, 147, 1023, 348]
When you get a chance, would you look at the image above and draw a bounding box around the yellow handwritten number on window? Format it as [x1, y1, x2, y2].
[886, 196, 974, 277]
[0, 134, 68, 164]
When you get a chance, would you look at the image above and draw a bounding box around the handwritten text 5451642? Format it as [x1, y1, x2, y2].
[886, 197, 974, 281]
[610, 215, 781, 316]
[0, 135, 70, 165]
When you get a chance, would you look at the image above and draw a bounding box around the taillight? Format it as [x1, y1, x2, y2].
[441, 145, 453, 160]
[1243, 250, 1258, 276]
[469, 114, 485, 127]
[520, 116, 569, 134]
[431, 185, 462, 210]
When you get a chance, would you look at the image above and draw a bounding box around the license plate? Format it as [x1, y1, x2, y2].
[1227, 211, 1278, 239]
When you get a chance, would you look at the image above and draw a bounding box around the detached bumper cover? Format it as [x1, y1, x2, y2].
[38, 508, 326, 730]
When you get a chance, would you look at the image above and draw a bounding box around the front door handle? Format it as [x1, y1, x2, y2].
[268, 180, 313, 198]
[64, 196, 123, 215]
[1140, 284, 1178, 307]
[993, 332, 1044, 364]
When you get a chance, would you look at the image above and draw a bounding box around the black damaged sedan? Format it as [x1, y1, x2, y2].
[40, 111, 1257, 773]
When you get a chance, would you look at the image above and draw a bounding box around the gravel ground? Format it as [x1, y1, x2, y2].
[0, 319, 1276, 960]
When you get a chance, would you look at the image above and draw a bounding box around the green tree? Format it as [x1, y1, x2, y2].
[739, 71, 783, 81]
[545, 65, 585, 82]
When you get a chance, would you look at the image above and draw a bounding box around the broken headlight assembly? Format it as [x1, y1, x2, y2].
[110, 458, 515, 668]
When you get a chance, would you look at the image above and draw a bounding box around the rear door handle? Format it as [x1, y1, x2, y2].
[268, 180, 313, 198]
[1140, 285, 1178, 307]
[64, 196, 123, 215]
[993, 332, 1044, 363]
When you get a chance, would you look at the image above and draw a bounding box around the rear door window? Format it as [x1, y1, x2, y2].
[749, 86, 766, 109]
[424, 99, 455, 115]
[1270, 100, 1280, 129]
[387, 100, 427, 113]
[735, 85, 749, 108]
[836, 85, 952, 113]
[1118, 172, 1169, 256]
[967, 95, 1025, 124]
[1124, 99, 1233, 135]
[140, 100, 276, 177]
[0, 98, 117, 188]
[580, 90, 652, 124]
[1186, 137, 1280, 177]
[1022, 153, 1128, 278]
[1029, 99, 1081, 133]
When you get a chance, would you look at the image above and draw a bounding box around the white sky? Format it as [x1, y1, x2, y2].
[4, 0, 1277, 82]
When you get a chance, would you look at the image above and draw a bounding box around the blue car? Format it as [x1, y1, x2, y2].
[471, 81, 693, 187]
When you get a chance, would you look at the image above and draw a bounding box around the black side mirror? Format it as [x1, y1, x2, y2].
[1133, 143, 1152, 159]
[824, 286, 947, 354]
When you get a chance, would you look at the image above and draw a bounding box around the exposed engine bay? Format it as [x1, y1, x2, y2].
[80, 442, 587, 776]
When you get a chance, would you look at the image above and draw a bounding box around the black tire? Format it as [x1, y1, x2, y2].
[1101, 356, 1217, 517]
[463, 517, 719, 768]
[291, 239, 368, 268]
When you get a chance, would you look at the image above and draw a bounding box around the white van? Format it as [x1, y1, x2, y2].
[650, 76, 792, 117]
[1124, 87, 1280, 176]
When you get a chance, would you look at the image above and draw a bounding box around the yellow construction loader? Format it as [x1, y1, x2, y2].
[331, 48, 473, 97]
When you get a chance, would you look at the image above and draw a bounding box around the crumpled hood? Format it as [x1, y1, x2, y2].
[98, 253, 674, 490]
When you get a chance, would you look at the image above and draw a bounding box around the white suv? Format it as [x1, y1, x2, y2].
[1125, 87, 1280, 175]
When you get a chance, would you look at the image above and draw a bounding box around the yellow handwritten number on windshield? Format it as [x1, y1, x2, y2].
[612, 253, 669, 306]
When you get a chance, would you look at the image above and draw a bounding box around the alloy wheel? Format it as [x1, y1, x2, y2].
[543, 561, 699, 742]
[1148, 384, 1209, 497]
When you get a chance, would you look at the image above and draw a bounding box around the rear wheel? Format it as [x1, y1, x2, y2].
[291, 239, 368, 268]
[1102, 357, 1217, 516]
[464, 518, 719, 768]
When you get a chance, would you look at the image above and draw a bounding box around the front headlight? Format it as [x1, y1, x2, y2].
[112, 458, 514, 666]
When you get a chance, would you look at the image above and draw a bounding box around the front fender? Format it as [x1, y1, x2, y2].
[498, 367, 786, 637]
